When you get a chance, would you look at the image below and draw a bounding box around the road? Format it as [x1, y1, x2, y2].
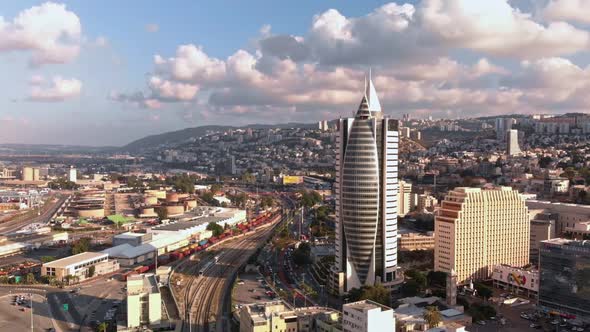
[172, 217, 282, 332]
[0, 195, 67, 235]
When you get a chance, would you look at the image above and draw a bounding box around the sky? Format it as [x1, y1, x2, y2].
[1, 0, 590, 146]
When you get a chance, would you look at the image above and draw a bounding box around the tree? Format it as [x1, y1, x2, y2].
[348, 284, 391, 307]
[261, 196, 274, 209]
[405, 269, 427, 290]
[475, 283, 493, 299]
[210, 184, 222, 194]
[96, 321, 109, 332]
[25, 273, 36, 284]
[427, 271, 448, 288]
[292, 242, 311, 266]
[423, 306, 442, 328]
[401, 280, 420, 297]
[88, 265, 96, 278]
[207, 222, 224, 236]
[71, 238, 91, 255]
[539, 156, 553, 168]
[156, 207, 168, 220]
[41, 256, 56, 263]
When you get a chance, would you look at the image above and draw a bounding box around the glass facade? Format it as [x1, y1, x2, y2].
[539, 240, 590, 319]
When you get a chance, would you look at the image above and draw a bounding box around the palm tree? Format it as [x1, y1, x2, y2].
[423, 306, 442, 328]
[96, 321, 109, 332]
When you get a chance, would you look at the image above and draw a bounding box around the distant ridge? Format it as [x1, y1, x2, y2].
[123, 122, 317, 151]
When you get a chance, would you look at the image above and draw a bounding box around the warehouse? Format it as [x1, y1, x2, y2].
[41, 252, 119, 282]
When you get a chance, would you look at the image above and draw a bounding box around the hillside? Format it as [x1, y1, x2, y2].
[123, 122, 317, 151]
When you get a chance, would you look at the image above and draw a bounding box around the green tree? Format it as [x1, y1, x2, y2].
[210, 183, 222, 193]
[475, 283, 493, 299]
[25, 273, 36, 284]
[207, 222, 224, 237]
[96, 321, 109, 332]
[41, 256, 56, 263]
[292, 242, 311, 266]
[261, 196, 275, 209]
[401, 279, 420, 297]
[71, 238, 91, 255]
[405, 269, 427, 290]
[156, 207, 168, 220]
[427, 271, 448, 288]
[88, 265, 96, 278]
[423, 306, 442, 328]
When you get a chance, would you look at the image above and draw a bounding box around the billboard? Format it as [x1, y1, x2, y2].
[282, 176, 303, 185]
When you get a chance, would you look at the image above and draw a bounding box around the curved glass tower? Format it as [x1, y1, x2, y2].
[333, 75, 400, 294]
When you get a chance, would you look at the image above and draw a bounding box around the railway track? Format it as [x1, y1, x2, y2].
[177, 221, 279, 332]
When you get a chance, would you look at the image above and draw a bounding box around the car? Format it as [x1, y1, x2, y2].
[20, 308, 26, 312]
[476, 321, 486, 326]
[520, 314, 529, 320]
[551, 320, 559, 325]
[237, 281, 245, 285]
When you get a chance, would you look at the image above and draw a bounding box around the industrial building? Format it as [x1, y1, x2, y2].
[41, 252, 119, 282]
[126, 273, 162, 328]
[435, 187, 530, 284]
[103, 207, 244, 266]
[103, 232, 188, 266]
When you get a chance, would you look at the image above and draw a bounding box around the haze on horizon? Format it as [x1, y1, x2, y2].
[1, 0, 590, 146]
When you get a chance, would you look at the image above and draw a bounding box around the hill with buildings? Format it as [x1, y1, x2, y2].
[122, 123, 317, 152]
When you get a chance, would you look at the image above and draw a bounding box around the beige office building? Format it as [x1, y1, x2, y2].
[435, 187, 530, 284]
[127, 273, 161, 328]
[529, 219, 555, 265]
[398, 180, 415, 217]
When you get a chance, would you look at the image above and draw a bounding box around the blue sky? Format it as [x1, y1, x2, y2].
[1, 0, 590, 145]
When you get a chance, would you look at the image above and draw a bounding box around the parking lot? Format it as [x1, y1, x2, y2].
[465, 297, 587, 332]
[68, 277, 125, 330]
[0, 292, 55, 332]
[232, 272, 279, 309]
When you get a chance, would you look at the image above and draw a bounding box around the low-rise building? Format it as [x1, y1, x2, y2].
[342, 300, 395, 332]
[127, 273, 161, 328]
[41, 252, 119, 282]
[394, 297, 471, 332]
[491, 264, 539, 298]
[398, 232, 435, 251]
[239, 301, 338, 332]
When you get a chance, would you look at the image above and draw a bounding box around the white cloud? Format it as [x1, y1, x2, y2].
[93, 36, 109, 47]
[29, 76, 82, 101]
[543, 0, 590, 24]
[155, 44, 226, 82]
[148, 76, 199, 101]
[0, 2, 81, 66]
[420, 0, 590, 58]
[29, 75, 45, 85]
[145, 23, 159, 33]
[112, 1, 590, 121]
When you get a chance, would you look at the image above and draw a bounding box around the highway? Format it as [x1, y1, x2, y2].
[173, 217, 283, 332]
[0, 194, 68, 235]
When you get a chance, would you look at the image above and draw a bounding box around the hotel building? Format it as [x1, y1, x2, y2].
[434, 187, 530, 284]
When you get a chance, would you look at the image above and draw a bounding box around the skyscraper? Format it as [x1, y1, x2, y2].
[434, 187, 530, 284]
[539, 238, 590, 319]
[506, 129, 521, 156]
[333, 74, 400, 294]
